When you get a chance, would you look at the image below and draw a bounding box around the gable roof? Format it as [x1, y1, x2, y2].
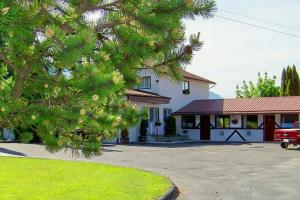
[173, 96, 300, 115]
[125, 89, 171, 104]
[181, 70, 216, 84]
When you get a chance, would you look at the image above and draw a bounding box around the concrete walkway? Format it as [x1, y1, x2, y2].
[1, 142, 300, 200]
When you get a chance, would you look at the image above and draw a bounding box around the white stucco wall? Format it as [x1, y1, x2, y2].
[138, 69, 210, 112]
[211, 129, 264, 142]
[176, 114, 266, 142]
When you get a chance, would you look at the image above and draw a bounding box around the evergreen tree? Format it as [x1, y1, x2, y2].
[0, 1, 215, 157]
[236, 72, 280, 98]
[292, 65, 300, 95]
[281, 65, 300, 96]
[286, 66, 294, 95]
[280, 68, 287, 96]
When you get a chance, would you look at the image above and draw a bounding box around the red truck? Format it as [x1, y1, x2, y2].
[274, 121, 300, 149]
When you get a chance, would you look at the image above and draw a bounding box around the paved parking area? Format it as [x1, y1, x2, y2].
[1, 142, 300, 200]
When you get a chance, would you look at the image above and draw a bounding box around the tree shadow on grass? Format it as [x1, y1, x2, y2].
[0, 147, 26, 156]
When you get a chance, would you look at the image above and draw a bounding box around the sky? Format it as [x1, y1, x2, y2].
[184, 0, 300, 98]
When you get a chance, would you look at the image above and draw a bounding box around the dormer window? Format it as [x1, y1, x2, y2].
[182, 80, 190, 94]
[138, 76, 151, 89]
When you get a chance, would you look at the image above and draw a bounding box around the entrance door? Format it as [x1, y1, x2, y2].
[200, 115, 211, 140]
[149, 108, 159, 134]
[264, 115, 275, 141]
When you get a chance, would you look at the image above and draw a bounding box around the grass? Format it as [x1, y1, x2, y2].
[0, 157, 170, 200]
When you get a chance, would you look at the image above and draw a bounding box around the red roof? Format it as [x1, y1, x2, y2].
[125, 89, 171, 104]
[181, 70, 216, 84]
[174, 96, 300, 115]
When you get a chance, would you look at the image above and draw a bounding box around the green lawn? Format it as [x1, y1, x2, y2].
[0, 157, 170, 200]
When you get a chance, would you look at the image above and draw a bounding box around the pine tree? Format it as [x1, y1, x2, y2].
[283, 65, 300, 96]
[0, 1, 216, 157]
[292, 65, 300, 95]
[280, 68, 287, 96]
[286, 66, 293, 95]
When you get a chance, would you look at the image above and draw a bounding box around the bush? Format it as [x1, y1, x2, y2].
[165, 116, 176, 136]
[15, 127, 41, 143]
[140, 120, 148, 137]
[19, 132, 34, 143]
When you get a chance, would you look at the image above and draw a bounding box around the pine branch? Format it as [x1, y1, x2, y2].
[0, 52, 17, 70]
[151, 51, 186, 69]
[85, 0, 123, 11]
[95, 22, 120, 30]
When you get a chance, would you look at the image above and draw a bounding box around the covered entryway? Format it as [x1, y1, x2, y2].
[200, 115, 210, 140]
[264, 115, 275, 141]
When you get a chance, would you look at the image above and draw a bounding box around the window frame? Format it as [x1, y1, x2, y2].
[149, 107, 159, 122]
[182, 80, 190, 94]
[163, 108, 172, 122]
[216, 115, 230, 129]
[181, 115, 196, 129]
[281, 114, 299, 128]
[245, 115, 258, 129]
[138, 76, 151, 89]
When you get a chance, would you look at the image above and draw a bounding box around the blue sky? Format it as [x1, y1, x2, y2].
[184, 0, 300, 98]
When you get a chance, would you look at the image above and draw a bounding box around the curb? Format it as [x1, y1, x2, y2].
[158, 182, 179, 200]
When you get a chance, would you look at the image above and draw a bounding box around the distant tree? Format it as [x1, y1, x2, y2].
[280, 65, 300, 96]
[280, 68, 287, 96]
[292, 65, 300, 95]
[236, 72, 280, 98]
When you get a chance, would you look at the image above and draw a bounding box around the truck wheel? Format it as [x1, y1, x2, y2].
[280, 142, 289, 149]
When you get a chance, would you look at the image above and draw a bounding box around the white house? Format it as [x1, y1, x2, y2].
[123, 68, 215, 143]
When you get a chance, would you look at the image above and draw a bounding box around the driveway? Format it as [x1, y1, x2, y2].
[0, 142, 300, 200]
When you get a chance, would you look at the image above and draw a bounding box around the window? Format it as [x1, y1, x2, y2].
[138, 76, 151, 89]
[216, 115, 230, 128]
[163, 108, 172, 121]
[149, 108, 159, 122]
[182, 116, 195, 128]
[245, 115, 258, 129]
[182, 81, 190, 94]
[281, 114, 298, 128]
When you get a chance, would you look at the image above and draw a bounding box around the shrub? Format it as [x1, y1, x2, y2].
[165, 116, 176, 136]
[19, 132, 34, 143]
[140, 120, 148, 137]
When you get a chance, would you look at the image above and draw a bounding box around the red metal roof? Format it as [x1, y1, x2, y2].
[174, 96, 300, 115]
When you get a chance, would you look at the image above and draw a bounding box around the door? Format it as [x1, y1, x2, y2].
[149, 108, 159, 134]
[200, 115, 211, 140]
[264, 115, 275, 141]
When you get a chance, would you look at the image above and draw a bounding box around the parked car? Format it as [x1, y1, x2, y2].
[274, 121, 300, 149]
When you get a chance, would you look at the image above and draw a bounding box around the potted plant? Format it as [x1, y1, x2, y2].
[154, 121, 162, 141]
[139, 119, 148, 142]
[155, 121, 162, 127]
[120, 129, 129, 144]
[182, 89, 190, 95]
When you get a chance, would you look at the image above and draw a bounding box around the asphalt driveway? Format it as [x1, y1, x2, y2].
[1, 142, 300, 200]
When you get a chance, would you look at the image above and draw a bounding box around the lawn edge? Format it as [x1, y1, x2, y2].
[158, 181, 179, 200]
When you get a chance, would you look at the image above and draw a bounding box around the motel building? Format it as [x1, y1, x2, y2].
[173, 96, 300, 142]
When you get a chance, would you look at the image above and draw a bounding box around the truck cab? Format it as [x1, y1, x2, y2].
[274, 121, 300, 148]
